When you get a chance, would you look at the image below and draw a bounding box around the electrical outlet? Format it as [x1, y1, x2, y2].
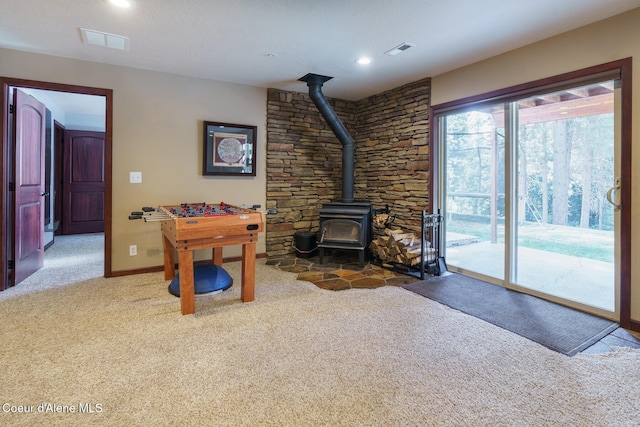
[129, 245, 137, 256]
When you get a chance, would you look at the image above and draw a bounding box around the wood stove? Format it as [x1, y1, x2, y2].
[299, 73, 373, 267]
[318, 201, 373, 267]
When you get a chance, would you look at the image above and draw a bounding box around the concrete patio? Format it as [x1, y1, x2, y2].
[445, 236, 615, 312]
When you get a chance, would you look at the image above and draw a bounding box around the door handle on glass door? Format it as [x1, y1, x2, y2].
[606, 178, 621, 211]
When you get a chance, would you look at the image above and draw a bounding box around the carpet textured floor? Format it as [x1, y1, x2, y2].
[404, 273, 619, 356]
[1, 261, 639, 426]
[0, 233, 103, 301]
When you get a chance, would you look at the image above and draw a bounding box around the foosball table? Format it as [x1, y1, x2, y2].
[138, 202, 264, 315]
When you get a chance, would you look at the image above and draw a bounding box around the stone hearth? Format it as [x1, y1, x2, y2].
[266, 250, 421, 291]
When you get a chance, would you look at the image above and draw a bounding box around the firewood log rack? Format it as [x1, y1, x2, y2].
[376, 208, 447, 279]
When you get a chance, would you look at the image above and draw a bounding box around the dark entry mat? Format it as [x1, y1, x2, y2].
[404, 273, 618, 356]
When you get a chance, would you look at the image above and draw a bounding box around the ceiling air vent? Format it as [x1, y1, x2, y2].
[385, 42, 415, 56]
[80, 28, 129, 51]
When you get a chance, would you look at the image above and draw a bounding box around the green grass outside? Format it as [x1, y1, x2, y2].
[447, 219, 614, 263]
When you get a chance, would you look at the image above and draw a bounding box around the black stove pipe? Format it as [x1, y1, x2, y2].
[299, 73, 354, 203]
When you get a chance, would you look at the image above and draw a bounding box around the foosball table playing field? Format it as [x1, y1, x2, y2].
[132, 202, 264, 315]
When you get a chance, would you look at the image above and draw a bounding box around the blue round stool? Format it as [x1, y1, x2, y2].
[168, 264, 233, 297]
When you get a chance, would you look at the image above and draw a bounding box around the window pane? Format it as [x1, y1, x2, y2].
[444, 106, 505, 280]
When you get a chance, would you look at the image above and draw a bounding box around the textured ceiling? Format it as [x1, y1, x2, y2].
[1, 0, 639, 101]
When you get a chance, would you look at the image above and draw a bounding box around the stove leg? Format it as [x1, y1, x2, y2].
[359, 250, 365, 268]
[319, 247, 325, 264]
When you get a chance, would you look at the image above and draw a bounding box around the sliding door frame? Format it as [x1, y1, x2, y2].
[429, 58, 632, 329]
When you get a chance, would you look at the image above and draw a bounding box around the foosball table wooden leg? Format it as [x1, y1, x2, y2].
[212, 247, 223, 266]
[178, 250, 195, 315]
[162, 234, 175, 281]
[241, 242, 256, 302]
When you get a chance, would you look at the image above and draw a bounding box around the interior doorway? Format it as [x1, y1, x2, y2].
[0, 77, 113, 290]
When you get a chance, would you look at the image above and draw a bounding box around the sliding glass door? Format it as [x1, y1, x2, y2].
[512, 84, 616, 312]
[438, 80, 619, 316]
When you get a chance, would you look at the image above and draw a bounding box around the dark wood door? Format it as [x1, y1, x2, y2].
[53, 121, 65, 235]
[12, 89, 46, 286]
[61, 130, 105, 235]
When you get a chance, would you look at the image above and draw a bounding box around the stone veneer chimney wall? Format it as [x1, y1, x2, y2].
[266, 77, 431, 258]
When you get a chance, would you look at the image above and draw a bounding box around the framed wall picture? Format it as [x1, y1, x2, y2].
[203, 121, 257, 176]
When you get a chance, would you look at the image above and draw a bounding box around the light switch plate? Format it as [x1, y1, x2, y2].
[130, 171, 142, 184]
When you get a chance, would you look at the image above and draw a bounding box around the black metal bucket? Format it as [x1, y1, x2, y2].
[294, 231, 317, 258]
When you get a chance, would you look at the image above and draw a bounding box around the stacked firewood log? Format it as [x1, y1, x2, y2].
[369, 228, 435, 266]
[373, 212, 393, 228]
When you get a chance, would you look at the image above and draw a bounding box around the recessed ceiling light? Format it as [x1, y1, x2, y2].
[355, 57, 372, 65]
[106, 0, 132, 8]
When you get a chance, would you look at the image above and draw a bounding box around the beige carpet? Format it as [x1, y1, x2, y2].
[1, 260, 639, 426]
[0, 233, 104, 300]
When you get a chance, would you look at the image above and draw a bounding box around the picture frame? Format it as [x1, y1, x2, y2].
[202, 121, 257, 176]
